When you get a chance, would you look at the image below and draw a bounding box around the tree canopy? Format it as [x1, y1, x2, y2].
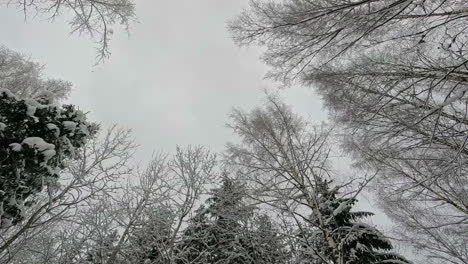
[230, 1, 468, 262]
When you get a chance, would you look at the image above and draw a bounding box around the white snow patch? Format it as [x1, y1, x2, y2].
[47, 123, 60, 137]
[46, 165, 60, 175]
[78, 124, 89, 136]
[38, 91, 55, 104]
[42, 149, 56, 160]
[0, 88, 16, 99]
[333, 201, 349, 216]
[74, 110, 86, 122]
[24, 98, 45, 122]
[46, 123, 58, 130]
[22, 137, 55, 152]
[63, 121, 77, 131]
[9, 143, 22, 152]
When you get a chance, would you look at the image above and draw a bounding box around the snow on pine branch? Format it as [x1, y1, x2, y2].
[0, 89, 97, 227]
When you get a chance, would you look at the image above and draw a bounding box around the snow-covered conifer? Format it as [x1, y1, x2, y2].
[303, 180, 411, 264]
[0, 89, 96, 226]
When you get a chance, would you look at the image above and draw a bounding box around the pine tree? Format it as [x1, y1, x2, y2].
[176, 178, 253, 264]
[125, 206, 174, 264]
[206, 178, 253, 263]
[0, 89, 96, 227]
[177, 178, 288, 264]
[126, 206, 175, 264]
[244, 214, 289, 264]
[176, 205, 215, 264]
[304, 180, 411, 264]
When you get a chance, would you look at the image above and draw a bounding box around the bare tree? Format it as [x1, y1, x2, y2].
[163, 146, 217, 262]
[107, 151, 178, 264]
[0, 46, 72, 101]
[230, 0, 468, 84]
[230, 1, 468, 262]
[0, 126, 136, 263]
[226, 96, 334, 214]
[17, 154, 166, 264]
[29, 145, 217, 264]
[5, 0, 136, 61]
[226, 98, 317, 262]
[225, 96, 409, 264]
[301, 17, 468, 264]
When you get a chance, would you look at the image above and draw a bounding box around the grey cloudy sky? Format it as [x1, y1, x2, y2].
[0, 0, 326, 159]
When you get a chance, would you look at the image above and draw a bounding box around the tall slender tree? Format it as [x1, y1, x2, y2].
[226, 97, 411, 264]
[230, 1, 468, 262]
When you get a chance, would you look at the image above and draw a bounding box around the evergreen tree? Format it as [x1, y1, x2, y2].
[244, 214, 289, 264]
[126, 206, 175, 264]
[303, 180, 410, 264]
[0, 89, 96, 227]
[205, 178, 253, 263]
[176, 205, 215, 264]
[176, 178, 252, 264]
[177, 178, 288, 264]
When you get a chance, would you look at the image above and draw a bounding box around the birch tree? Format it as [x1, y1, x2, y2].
[230, 1, 468, 262]
[226, 97, 410, 264]
[230, 0, 468, 84]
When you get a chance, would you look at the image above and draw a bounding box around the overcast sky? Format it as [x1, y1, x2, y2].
[0, 0, 327, 158]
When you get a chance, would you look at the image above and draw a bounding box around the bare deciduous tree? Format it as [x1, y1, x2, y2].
[230, 0, 468, 84]
[226, 97, 408, 264]
[5, 0, 136, 61]
[14, 145, 217, 264]
[0, 46, 71, 101]
[230, 1, 468, 262]
[0, 126, 135, 263]
[108, 146, 217, 264]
